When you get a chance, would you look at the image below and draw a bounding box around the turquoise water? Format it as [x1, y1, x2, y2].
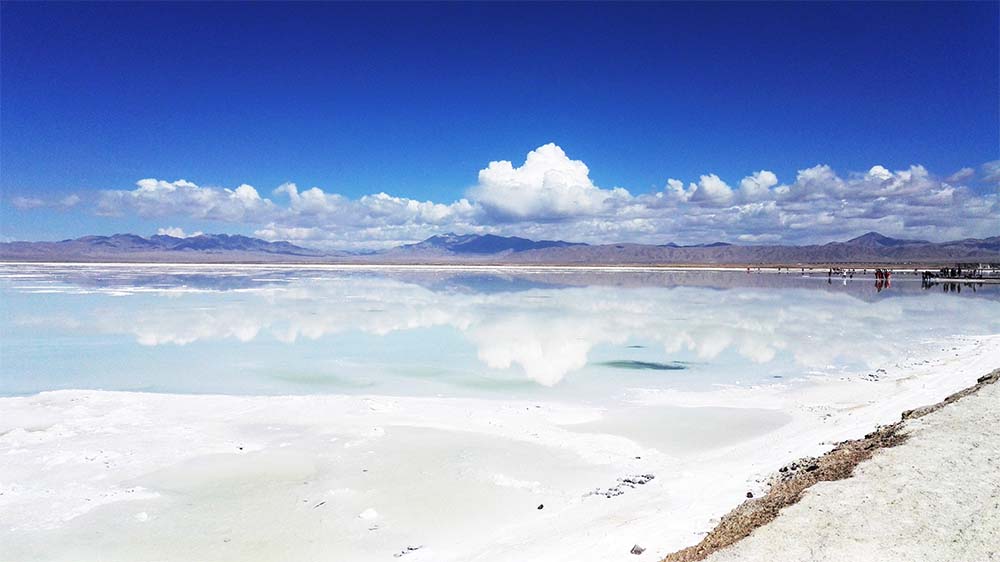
[2, 264, 998, 399]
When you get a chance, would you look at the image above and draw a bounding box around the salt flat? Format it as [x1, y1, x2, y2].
[1, 265, 998, 561]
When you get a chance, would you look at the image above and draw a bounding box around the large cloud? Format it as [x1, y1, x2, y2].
[82, 144, 999, 248]
[468, 142, 628, 220]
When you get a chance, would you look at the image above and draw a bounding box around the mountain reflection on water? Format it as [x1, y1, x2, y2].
[2, 264, 998, 397]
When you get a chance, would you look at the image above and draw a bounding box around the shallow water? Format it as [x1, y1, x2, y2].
[3, 263, 998, 398]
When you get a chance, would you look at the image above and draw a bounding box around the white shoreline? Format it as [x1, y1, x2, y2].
[1, 335, 998, 561]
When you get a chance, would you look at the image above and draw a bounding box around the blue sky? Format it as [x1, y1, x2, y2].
[1, 2, 998, 247]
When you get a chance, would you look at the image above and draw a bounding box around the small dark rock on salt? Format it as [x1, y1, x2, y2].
[631, 544, 645, 555]
[537, 504, 544, 510]
[746, 491, 753, 498]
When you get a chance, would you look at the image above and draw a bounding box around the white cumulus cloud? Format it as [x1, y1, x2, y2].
[468, 142, 627, 220]
[98, 178, 275, 222]
[739, 170, 778, 201]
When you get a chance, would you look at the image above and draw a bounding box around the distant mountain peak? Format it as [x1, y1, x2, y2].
[844, 232, 928, 247]
[847, 231, 891, 243]
[402, 233, 587, 255]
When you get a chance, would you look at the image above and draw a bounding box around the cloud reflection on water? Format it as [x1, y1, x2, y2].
[4, 266, 998, 388]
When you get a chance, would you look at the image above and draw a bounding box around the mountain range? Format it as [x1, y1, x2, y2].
[1, 231, 998, 264]
[0, 233, 325, 262]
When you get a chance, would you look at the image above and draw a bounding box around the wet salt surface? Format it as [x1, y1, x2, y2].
[1, 264, 998, 561]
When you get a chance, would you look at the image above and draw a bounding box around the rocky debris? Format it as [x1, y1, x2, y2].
[863, 368, 887, 382]
[393, 545, 422, 558]
[623, 474, 654, 486]
[537, 504, 544, 510]
[587, 486, 624, 498]
[631, 544, 646, 555]
[585, 474, 655, 499]
[773, 459, 821, 483]
[745, 492, 753, 499]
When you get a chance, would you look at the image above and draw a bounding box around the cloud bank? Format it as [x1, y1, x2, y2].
[66, 145, 1000, 248]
